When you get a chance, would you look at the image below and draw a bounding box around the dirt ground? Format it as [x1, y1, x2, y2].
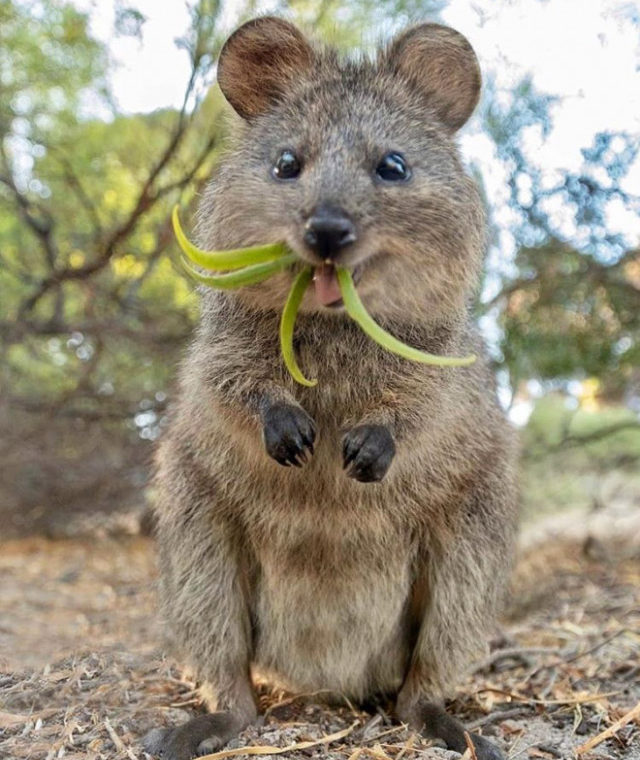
[1, 507, 639, 760]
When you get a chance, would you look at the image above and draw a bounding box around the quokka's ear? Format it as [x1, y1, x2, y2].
[217, 16, 314, 120]
[385, 24, 481, 131]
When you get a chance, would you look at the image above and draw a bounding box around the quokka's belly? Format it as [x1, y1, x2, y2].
[249, 512, 415, 700]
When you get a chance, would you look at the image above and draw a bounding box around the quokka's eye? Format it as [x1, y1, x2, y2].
[272, 150, 302, 180]
[375, 152, 411, 182]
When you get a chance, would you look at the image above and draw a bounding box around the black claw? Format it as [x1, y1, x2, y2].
[343, 448, 357, 468]
[289, 439, 304, 460]
[262, 403, 316, 468]
[341, 424, 395, 483]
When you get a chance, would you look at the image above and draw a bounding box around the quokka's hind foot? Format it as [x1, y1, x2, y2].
[142, 712, 246, 760]
[397, 700, 504, 760]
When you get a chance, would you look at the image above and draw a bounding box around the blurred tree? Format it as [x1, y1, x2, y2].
[481, 81, 640, 405]
[0, 0, 231, 533]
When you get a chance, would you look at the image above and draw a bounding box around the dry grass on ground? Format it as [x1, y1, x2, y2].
[0, 524, 639, 760]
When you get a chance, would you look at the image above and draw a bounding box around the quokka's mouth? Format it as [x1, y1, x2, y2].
[312, 263, 362, 308]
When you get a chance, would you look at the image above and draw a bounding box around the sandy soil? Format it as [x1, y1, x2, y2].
[0, 516, 639, 760]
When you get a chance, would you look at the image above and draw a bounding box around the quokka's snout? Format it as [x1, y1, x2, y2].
[302, 204, 357, 262]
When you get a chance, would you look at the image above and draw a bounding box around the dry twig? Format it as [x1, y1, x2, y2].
[104, 717, 139, 760]
[198, 722, 358, 760]
[467, 706, 534, 730]
[473, 647, 559, 673]
[476, 688, 619, 706]
[575, 700, 640, 756]
[463, 731, 478, 760]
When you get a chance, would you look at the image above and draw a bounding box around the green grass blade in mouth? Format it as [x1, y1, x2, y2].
[173, 201, 474, 385]
[172, 205, 288, 270]
[280, 267, 317, 387]
[336, 267, 476, 367]
[181, 253, 298, 289]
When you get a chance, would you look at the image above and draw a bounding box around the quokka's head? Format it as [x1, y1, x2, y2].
[197, 16, 486, 321]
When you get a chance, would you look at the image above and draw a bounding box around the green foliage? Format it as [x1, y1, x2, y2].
[0, 1, 233, 520]
[0, 0, 110, 137]
[499, 240, 640, 396]
[114, 3, 147, 40]
[0, 100, 226, 409]
[523, 395, 640, 463]
[0, 1, 233, 417]
[483, 81, 640, 399]
[520, 395, 640, 519]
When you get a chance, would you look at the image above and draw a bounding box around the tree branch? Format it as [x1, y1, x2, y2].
[54, 151, 104, 237]
[0, 317, 191, 346]
[0, 172, 57, 269]
[549, 420, 640, 451]
[17, 56, 208, 316]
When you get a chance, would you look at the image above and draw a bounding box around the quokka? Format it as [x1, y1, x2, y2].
[144, 16, 518, 760]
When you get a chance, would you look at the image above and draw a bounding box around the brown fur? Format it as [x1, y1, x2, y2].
[217, 18, 315, 120]
[149, 17, 517, 760]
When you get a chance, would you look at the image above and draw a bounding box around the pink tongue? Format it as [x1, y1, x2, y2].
[313, 265, 342, 306]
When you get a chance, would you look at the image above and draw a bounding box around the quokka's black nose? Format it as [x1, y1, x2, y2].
[303, 206, 357, 259]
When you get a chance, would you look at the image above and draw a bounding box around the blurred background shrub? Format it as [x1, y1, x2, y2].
[1, 0, 638, 536]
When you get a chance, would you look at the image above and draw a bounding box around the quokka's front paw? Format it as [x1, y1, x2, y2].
[262, 403, 316, 467]
[342, 424, 395, 482]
